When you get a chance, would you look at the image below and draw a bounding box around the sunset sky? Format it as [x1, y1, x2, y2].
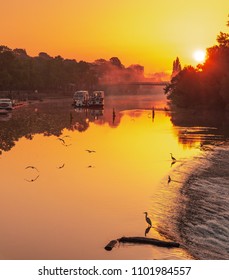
[1, 0, 229, 74]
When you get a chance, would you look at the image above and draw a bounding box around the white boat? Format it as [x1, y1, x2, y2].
[73, 91, 89, 107]
[73, 90, 104, 108]
[0, 98, 13, 110]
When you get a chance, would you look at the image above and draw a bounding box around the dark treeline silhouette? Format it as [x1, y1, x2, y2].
[0, 46, 144, 95]
[165, 16, 229, 110]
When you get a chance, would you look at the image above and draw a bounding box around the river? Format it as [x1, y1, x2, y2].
[0, 87, 228, 260]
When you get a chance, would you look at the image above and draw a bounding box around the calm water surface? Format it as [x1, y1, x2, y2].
[0, 88, 227, 259]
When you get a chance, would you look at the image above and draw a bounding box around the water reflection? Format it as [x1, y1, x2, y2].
[0, 111, 12, 122]
[0, 93, 166, 153]
[0, 93, 228, 260]
[144, 226, 151, 237]
[170, 108, 229, 147]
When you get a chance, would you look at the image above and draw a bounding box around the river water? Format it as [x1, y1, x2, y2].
[0, 87, 228, 260]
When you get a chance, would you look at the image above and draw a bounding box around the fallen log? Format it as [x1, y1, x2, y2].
[104, 236, 180, 251]
[104, 240, 118, 251]
[118, 236, 180, 248]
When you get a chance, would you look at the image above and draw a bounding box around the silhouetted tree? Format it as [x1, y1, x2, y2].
[109, 57, 124, 69]
[165, 66, 202, 108]
[165, 15, 229, 110]
[171, 57, 182, 79]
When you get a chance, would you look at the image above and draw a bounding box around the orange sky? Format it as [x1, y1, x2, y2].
[1, 0, 229, 74]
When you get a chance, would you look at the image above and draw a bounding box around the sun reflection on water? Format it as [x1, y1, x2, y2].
[0, 103, 202, 260]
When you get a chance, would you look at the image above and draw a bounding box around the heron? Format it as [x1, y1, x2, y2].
[170, 153, 176, 161]
[143, 212, 152, 227]
[168, 175, 171, 184]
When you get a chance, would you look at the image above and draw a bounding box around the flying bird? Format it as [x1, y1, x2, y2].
[58, 136, 72, 146]
[25, 166, 39, 172]
[57, 138, 65, 144]
[57, 163, 65, 169]
[24, 175, 40, 182]
[86, 149, 96, 153]
[62, 143, 72, 147]
[143, 212, 152, 227]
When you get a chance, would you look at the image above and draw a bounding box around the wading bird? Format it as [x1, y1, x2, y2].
[168, 175, 171, 184]
[143, 212, 152, 227]
[170, 153, 176, 161]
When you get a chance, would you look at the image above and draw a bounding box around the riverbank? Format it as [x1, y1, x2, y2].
[176, 142, 229, 259]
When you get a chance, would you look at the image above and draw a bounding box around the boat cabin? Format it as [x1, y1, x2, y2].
[73, 91, 89, 107]
[88, 91, 104, 107]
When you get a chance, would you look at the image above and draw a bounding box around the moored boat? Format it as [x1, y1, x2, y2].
[73, 90, 104, 108]
[88, 91, 104, 107]
[72, 90, 89, 107]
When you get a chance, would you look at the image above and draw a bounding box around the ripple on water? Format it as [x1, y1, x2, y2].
[177, 145, 229, 259]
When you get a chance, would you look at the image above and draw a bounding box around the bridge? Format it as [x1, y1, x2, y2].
[115, 81, 169, 86]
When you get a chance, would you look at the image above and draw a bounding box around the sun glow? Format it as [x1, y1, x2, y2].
[193, 50, 206, 63]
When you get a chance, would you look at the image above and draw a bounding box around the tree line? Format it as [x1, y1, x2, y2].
[165, 17, 229, 110]
[0, 46, 144, 94]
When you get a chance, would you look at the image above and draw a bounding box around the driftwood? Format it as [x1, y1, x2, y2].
[104, 236, 180, 251]
[104, 240, 118, 251]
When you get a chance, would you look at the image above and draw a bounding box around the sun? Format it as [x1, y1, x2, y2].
[193, 50, 206, 63]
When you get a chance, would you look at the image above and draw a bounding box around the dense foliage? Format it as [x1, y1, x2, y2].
[0, 46, 144, 93]
[165, 22, 229, 110]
